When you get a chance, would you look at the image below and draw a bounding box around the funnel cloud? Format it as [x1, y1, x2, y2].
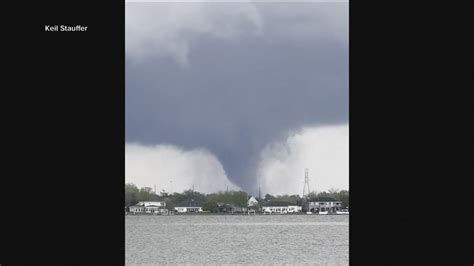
[126, 2, 348, 193]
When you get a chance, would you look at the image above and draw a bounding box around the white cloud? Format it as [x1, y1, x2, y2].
[126, 2, 263, 66]
[125, 125, 348, 195]
[125, 143, 240, 193]
[257, 124, 348, 196]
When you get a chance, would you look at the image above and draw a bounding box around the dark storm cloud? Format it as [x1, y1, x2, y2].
[126, 3, 348, 192]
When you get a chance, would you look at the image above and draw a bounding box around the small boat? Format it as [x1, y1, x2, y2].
[318, 211, 328, 215]
[336, 210, 349, 215]
[306, 211, 313, 215]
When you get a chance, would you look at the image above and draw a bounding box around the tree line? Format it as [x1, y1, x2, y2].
[125, 183, 349, 212]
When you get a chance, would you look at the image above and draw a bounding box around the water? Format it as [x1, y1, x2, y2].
[126, 215, 349, 265]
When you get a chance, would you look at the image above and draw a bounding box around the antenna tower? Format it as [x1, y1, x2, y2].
[302, 168, 310, 198]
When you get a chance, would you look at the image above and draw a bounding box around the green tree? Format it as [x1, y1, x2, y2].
[232, 191, 249, 207]
[125, 183, 139, 206]
[164, 198, 175, 211]
[316, 191, 331, 198]
[274, 194, 300, 205]
[307, 191, 318, 200]
[205, 190, 248, 207]
[160, 189, 169, 197]
[172, 189, 207, 205]
[335, 190, 349, 208]
[202, 201, 217, 212]
[264, 194, 275, 202]
[137, 187, 153, 201]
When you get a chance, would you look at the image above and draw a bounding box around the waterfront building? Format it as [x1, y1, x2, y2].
[248, 196, 259, 207]
[174, 206, 203, 213]
[129, 205, 145, 214]
[174, 199, 203, 213]
[306, 197, 342, 214]
[216, 203, 247, 213]
[261, 201, 302, 214]
[129, 201, 166, 214]
[232, 206, 248, 213]
[287, 205, 302, 213]
[247, 196, 261, 213]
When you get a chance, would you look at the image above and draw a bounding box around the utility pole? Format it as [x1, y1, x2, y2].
[258, 186, 261, 199]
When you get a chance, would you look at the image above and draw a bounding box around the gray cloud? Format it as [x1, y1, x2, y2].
[126, 2, 263, 66]
[126, 2, 348, 192]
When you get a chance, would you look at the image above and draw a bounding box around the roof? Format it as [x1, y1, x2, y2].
[308, 197, 340, 202]
[131, 201, 165, 206]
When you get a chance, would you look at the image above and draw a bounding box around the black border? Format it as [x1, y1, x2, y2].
[2, 1, 125, 264]
[349, 1, 473, 264]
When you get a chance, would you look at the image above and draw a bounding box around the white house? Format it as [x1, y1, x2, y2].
[288, 205, 302, 213]
[262, 206, 287, 214]
[129, 205, 145, 214]
[262, 202, 302, 214]
[129, 201, 166, 214]
[174, 206, 203, 213]
[247, 196, 259, 207]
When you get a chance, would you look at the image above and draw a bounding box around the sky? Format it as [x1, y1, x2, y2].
[125, 2, 348, 196]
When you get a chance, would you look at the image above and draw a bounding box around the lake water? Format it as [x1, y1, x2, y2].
[126, 214, 349, 265]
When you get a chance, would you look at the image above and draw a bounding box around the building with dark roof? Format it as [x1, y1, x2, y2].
[306, 197, 342, 214]
[174, 199, 203, 213]
[216, 203, 247, 214]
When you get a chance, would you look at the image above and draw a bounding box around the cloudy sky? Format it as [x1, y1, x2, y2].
[125, 2, 348, 196]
